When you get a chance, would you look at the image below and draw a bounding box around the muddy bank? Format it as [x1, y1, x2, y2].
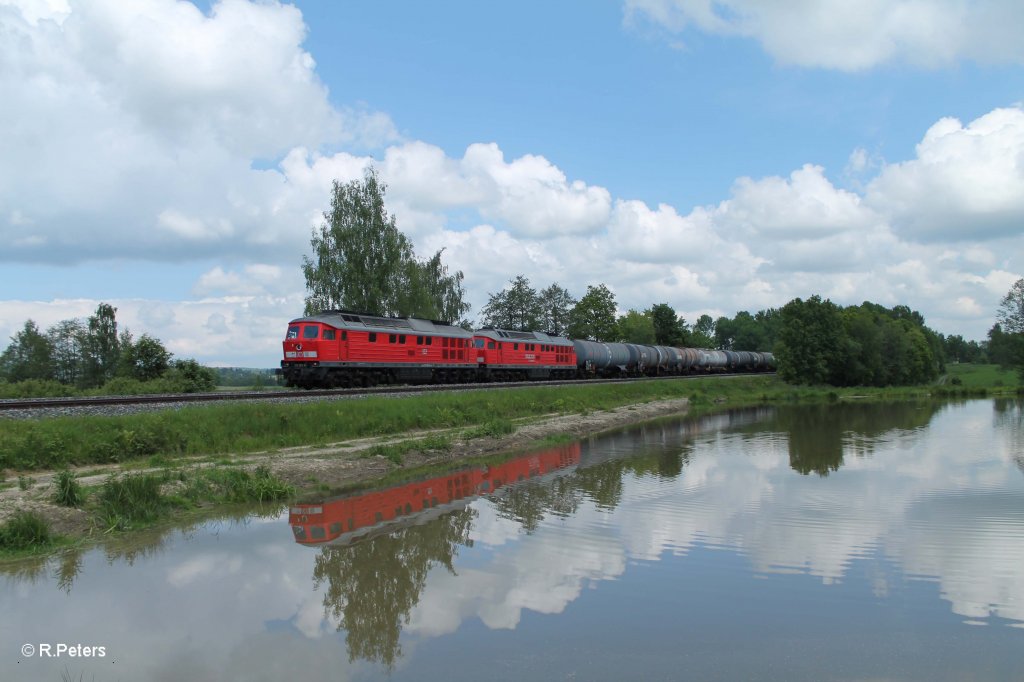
[1, 397, 691, 545]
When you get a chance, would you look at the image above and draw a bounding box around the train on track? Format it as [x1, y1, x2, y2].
[279, 310, 774, 390]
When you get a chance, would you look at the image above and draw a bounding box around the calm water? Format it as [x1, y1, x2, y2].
[3, 399, 1023, 681]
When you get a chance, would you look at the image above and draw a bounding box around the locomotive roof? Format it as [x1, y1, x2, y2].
[473, 328, 574, 346]
[290, 311, 472, 337]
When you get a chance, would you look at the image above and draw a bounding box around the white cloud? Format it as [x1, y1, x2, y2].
[865, 108, 1024, 241]
[0, 0, 393, 264]
[192, 264, 293, 297]
[721, 164, 877, 239]
[625, 0, 1024, 70]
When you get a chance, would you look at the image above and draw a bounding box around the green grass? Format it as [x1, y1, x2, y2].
[365, 434, 454, 465]
[53, 470, 84, 507]
[943, 363, 1021, 389]
[96, 465, 294, 530]
[98, 473, 170, 529]
[461, 418, 517, 440]
[0, 511, 53, 551]
[185, 465, 294, 504]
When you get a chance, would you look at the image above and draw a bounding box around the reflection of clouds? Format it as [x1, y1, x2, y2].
[408, 504, 626, 636]
[166, 553, 243, 587]
[0, 522, 352, 681]
[894, 492, 1024, 622]
[466, 504, 523, 547]
[403, 401, 1024, 638]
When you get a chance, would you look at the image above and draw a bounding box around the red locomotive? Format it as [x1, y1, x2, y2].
[289, 442, 581, 545]
[280, 310, 477, 388]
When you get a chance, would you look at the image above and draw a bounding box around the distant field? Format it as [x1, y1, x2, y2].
[942, 363, 1021, 388]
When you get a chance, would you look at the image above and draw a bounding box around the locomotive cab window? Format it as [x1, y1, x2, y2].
[487, 341, 496, 349]
[286, 325, 300, 339]
[368, 333, 377, 342]
[302, 326, 319, 339]
[425, 337, 432, 346]
[474, 339, 484, 348]
[323, 329, 336, 341]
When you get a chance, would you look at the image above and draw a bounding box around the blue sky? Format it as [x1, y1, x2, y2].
[2, 0, 1023, 366]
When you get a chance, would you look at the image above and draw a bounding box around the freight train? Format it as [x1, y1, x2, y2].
[279, 310, 774, 389]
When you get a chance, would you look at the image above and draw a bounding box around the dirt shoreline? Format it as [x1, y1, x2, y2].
[1, 397, 691, 544]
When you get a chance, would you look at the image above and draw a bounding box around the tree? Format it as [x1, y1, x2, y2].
[165, 359, 216, 393]
[0, 320, 54, 382]
[990, 281, 1024, 376]
[47, 318, 85, 385]
[567, 284, 617, 341]
[119, 334, 172, 381]
[774, 296, 845, 385]
[402, 248, 471, 324]
[998, 278, 1024, 334]
[480, 275, 542, 330]
[80, 303, 120, 387]
[302, 167, 469, 322]
[538, 283, 575, 335]
[616, 309, 656, 344]
[649, 303, 687, 346]
[691, 314, 715, 348]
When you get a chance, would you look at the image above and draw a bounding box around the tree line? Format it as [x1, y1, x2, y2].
[0, 303, 215, 396]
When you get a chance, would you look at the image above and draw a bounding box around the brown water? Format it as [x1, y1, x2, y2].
[3, 399, 1023, 681]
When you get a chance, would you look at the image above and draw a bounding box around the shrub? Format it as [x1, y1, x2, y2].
[53, 470, 84, 507]
[98, 473, 168, 528]
[0, 511, 52, 550]
[200, 465, 293, 504]
[164, 359, 217, 393]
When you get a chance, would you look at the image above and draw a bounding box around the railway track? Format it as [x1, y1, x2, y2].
[0, 372, 774, 415]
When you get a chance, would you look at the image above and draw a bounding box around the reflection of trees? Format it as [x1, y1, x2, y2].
[55, 548, 83, 593]
[574, 460, 626, 510]
[313, 506, 476, 669]
[775, 402, 942, 476]
[993, 399, 1024, 476]
[492, 476, 582, 531]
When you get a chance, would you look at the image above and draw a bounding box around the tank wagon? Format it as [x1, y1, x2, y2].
[280, 311, 775, 389]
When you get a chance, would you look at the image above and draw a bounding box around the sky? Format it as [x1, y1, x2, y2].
[1, 0, 1023, 367]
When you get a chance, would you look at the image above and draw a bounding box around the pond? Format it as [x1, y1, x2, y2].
[3, 399, 1022, 681]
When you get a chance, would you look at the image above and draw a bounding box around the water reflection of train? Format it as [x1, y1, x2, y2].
[289, 443, 581, 546]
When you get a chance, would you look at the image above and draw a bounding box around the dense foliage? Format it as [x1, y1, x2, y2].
[0, 303, 215, 395]
[302, 167, 470, 324]
[774, 297, 943, 386]
[988, 278, 1024, 375]
[567, 284, 618, 341]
